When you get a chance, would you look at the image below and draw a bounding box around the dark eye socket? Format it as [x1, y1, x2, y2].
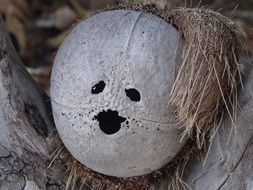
[125, 88, 141, 102]
[91, 81, 105, 94]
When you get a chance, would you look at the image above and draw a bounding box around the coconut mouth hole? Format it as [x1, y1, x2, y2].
[94, 109, 126, 135]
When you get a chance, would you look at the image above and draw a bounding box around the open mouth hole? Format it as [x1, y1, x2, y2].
[94, 110, 126, 135]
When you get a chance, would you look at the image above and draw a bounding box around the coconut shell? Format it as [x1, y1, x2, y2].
[51, 9, 185, 178]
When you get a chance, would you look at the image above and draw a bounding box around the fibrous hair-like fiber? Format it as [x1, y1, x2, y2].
[169, 8, 245, 146]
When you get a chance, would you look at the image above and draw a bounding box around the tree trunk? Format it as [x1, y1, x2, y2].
[0, 8, 253, 190]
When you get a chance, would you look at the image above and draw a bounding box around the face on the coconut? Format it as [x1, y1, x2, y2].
[51, 10, 184, 178]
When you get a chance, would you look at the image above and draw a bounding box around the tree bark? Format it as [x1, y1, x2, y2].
[0, 8, 253, 190]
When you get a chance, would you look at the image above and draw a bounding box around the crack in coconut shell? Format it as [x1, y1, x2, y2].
[50, 3, 245, 190]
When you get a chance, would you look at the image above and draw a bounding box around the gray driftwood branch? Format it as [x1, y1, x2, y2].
[0, 17, 67, 190]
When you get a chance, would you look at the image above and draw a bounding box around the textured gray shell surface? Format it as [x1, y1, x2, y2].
[51, 10, 185, 178]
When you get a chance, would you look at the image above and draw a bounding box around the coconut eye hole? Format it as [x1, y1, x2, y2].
[91, 81, 105, 94]
[125, 88, 141, 102]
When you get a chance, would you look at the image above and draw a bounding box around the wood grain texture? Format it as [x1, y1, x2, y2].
[0, 17, 67, 190]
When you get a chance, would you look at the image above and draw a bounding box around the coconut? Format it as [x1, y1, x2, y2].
[51, 9, 185, 178]
[50, 3, 245, 190]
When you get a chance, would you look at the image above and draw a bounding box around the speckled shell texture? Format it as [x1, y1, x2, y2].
[51, 10, 185, 178]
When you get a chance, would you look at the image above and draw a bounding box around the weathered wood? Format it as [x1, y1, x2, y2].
[0, 17, 67, 190]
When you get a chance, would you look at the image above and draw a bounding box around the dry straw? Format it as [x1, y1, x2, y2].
[50, 3, 245, 190]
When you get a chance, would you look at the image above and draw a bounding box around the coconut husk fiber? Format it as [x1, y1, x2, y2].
[169, 8, 245, 146]
[50, 3, 245, 190]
